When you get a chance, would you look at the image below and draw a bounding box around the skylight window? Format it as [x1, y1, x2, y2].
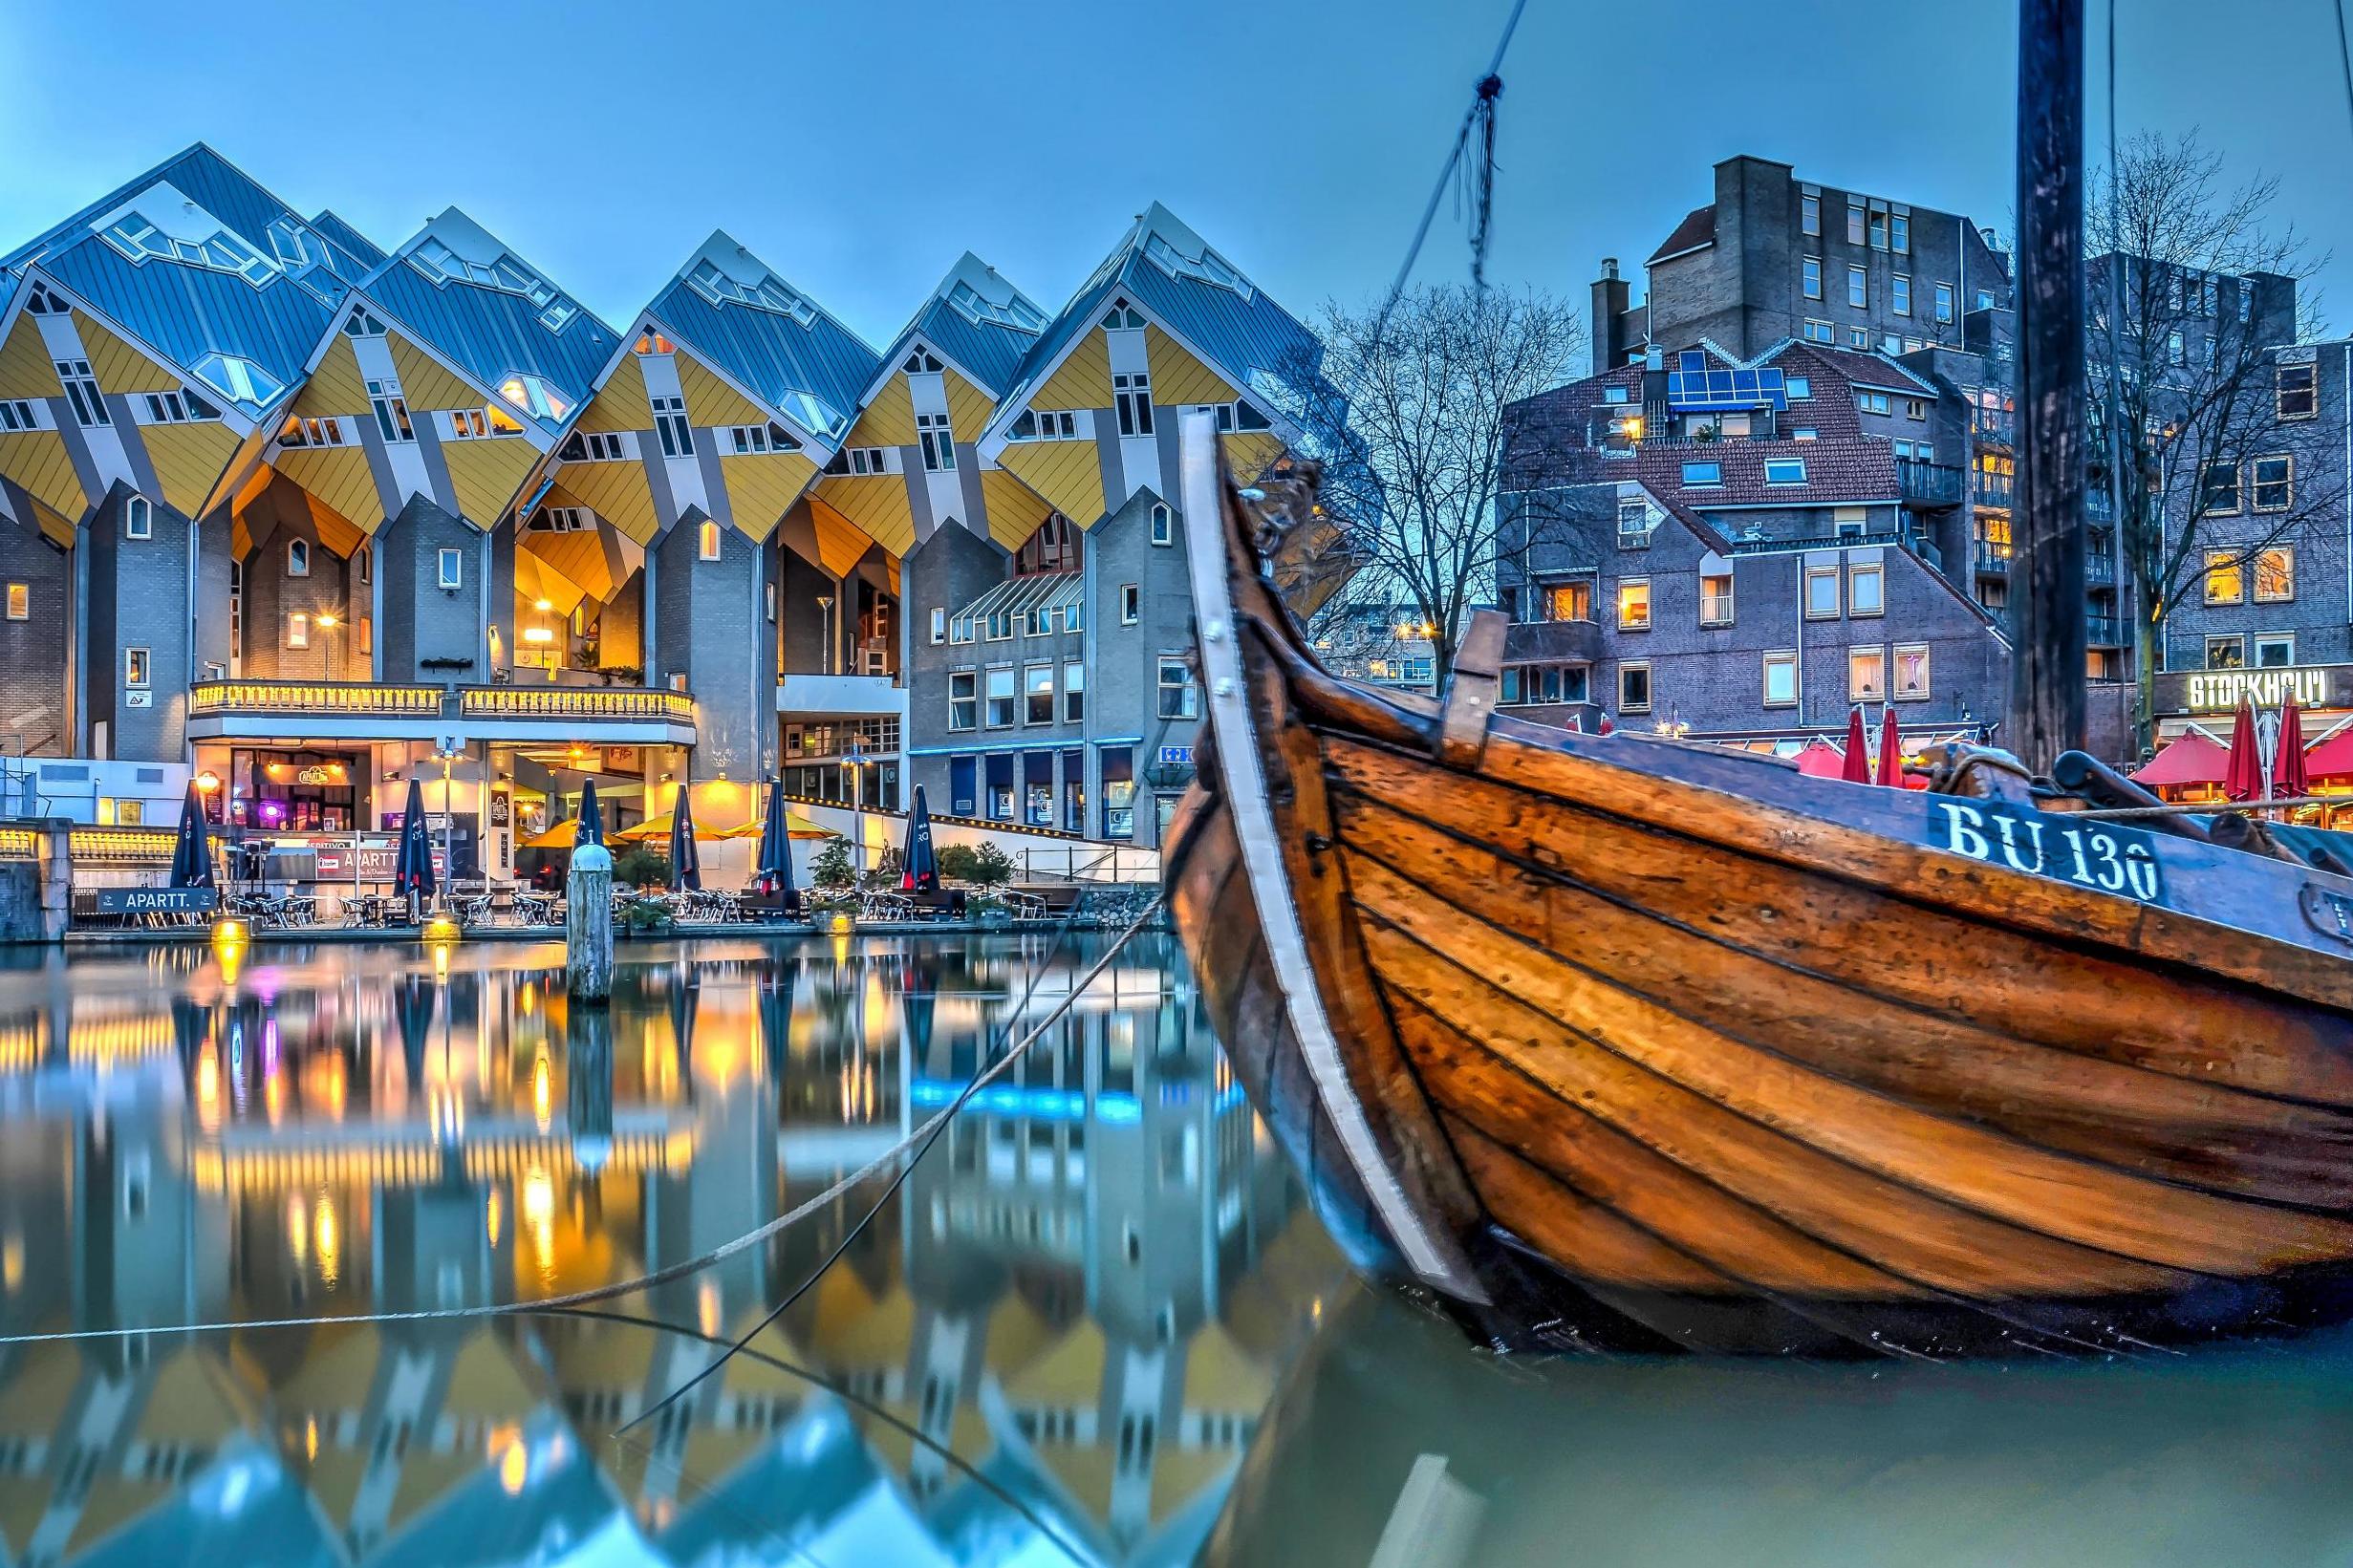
[497, 374, 573, 423]
[266, 218, 327, 273]
[944, 280, 1047, 333]
[412, 237, 557, 308]
[189, 353, 285, 408]
[1142, 233, 1255, 301]
[101, 212, 276, 286]
[781, 389, 841, 437]
[540, 299, 578, 333]
[685, 259, 817, 325]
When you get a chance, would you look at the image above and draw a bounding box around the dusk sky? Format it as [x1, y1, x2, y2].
[5, 0, 2351, 346]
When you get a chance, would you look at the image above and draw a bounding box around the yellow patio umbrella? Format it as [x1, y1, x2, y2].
[614, 810, 748, 843]
[719, 810, 832, 840]
[524, 818, 582, 849]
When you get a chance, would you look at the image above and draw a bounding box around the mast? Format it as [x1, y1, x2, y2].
[2010, 0, 2089, 766]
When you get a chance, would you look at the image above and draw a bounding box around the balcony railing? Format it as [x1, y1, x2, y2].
[2086, 553, 2116, 586]
[1975, 471, 2015, 510]
[1897, 460, 1966, 505]
[1972, 409, 2016, 446]
[191, 680, 442, 718]
[1975, 543, 2011, 574]
[190, 680, 695, 726]
[460, 686, 696, 723]
[2087, 613, 2125, 646]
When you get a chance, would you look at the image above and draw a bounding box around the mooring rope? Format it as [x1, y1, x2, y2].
[0, 895, 1164, 1348]
[2069, 796, 2339, 821]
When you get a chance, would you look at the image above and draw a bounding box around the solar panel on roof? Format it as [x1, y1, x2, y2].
[1665, 363, 1789, 413]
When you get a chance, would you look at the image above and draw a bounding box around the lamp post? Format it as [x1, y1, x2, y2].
[315, 612, 341, 679]
[816, 595, 836, 676]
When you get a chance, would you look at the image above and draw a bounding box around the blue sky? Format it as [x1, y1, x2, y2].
[4, 0, 2350, 347]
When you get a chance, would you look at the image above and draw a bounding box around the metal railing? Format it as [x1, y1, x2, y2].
[1975, 542, 2011, 574]
[459, 686, 696, 723]
[2086, 613, 2125, 646]
[1016, 844, 1164, 884]
[1896, 460, 1966, 505]
[190, 680, 441, 717]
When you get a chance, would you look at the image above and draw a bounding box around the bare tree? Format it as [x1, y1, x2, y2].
[1276, 284, 1586, 684]
[2087, 131, 2340, 752]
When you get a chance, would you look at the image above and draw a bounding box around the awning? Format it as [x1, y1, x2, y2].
[2306, 730, 2353, 779]
[2131, 729, 2230, 787]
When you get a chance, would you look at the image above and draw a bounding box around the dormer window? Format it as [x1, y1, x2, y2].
[101, 211, 276, 286]
[633, 331, 677, 356]
[413, 236, 557, 308]
[266, 218, 326, 273]
[342, 309, 386, 338]
[944, 280, 1047, 333]
[685, 258, 817, 324]
[192, 354, 285, 408]
[904, 350, 944, 375]
[498, 375, 572, 422]
[1141, 233, 1256, 300]
[1101, 303, 1146, 331]
[540, 299, 578, 333]
[23, 284, 65, 316]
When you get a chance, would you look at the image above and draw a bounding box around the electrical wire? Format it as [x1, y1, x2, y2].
[617, 892, 1159, 1439]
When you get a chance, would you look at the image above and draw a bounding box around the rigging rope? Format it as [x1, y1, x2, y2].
[1375, 0, 1531, 330]
[0, 895, 1164, 1349]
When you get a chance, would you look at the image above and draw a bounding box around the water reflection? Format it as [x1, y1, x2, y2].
[0, 934, 1346, 1566]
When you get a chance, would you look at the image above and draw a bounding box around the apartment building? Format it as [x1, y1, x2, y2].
[0, 148, 1322, 858]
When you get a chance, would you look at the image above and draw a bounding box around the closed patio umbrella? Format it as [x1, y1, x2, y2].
[753, 779, 793, 900]
[2224, 698, 2266, 803]
[576, 777, 607, 848]
[1873, 707, 1903, 788]
[901, 785, 939, 892]
[168, 781, 213, 890]
[2275, 695, 2310, 799]
[668, 784, 702, 891]
[1840, 707, 1872, 784]
[392, 776, 435, 913]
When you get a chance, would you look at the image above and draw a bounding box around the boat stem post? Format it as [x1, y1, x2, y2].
[2011, 0, 2089, 768]
[566, 842, 614, 1004]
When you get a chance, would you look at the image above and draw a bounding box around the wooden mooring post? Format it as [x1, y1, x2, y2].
[566, 842, 613, 1002]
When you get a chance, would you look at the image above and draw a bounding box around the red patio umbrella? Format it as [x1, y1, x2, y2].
[2274, 696, 2309, 799]
[2130, 730, 2231, 790]
[1874, 707, 1903, 787]
[1793, 738, 1849, 778]
[2305, 725, 2353, 781]
[2224, 698, 2266, 803]
[1841, 707, 1872, 784]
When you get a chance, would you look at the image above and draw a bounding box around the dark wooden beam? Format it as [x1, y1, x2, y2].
[2010, 0, 2089, 767]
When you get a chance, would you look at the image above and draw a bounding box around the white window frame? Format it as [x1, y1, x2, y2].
[437, 548, 463, 591]
[1847, 265, 1867, 311]
[1113, 373, 1155, 437]
[287, 539, 310, 577]
[124, 647, 150, 688]
[929, 608, 946, 644]
[1891, 274, 1911, 316]
[2255, 632, 2298, 668]
[1120, 584, 1139, 626]
[367, 378, 415, 443]
[1618, 660, 1651, 714]
[3, 583, 25, 621]
[1848, 645, 1887, 702]
[1616, 577, 1651, 631]
[1892, 642, 1931, 701]
[1150, 504, 1174, 547]
[698, 520, 723, 561]
[1699, 571, 1735, 627]
[1803, 257, 1822, 300]
[1763, 458, 1806, 486]
[1762, 650, 1798, 707]
[286, 612, 310, 650]
[123, 495, 152, 540]
[917, 412, 957, 472]
[1848, 562, 1886, 617]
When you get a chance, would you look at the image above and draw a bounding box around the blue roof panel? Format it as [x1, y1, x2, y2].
[1118, 257, 1321, 391]
[650, 279, 879, 438]
[38, 235, 334, 407]
[914, 296, 1034, 396]
[362, 255, 619, 427]
[309, 211, 385, 275]
[4, 145, 305, 274]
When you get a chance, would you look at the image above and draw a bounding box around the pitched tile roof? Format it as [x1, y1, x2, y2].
[1647, 204, 1716, 265]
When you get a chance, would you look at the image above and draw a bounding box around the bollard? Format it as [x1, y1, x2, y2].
[566, 842, 615, 1003]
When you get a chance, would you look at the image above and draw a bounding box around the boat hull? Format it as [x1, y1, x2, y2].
[1163, 417, 2353, 1355]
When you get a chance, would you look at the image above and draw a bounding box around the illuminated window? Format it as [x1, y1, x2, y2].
[1893, 643, 1931, 700]
[1849, 646, 1886, 701]
[2205, 634, 2245, 669]
[698, 520, 722, 561]
[1616, 578, 1651, 630]
[1699, 572, 1734, 626]
[1542, 581, 1590, 622]
[286, 612, 310, 649]
[635, 331, 676, 355]
[498, 375, 572, 422]
[123, 648, 150, 687]
[2204, 550, 2244, 605]
[2255, 546, 2296, 602]
[5, 584, 27, 621]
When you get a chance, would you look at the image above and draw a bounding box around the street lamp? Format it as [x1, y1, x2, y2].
[816, 595, 835, 676]
[840, 738, 868, 877]
[315, 612, 341, 677]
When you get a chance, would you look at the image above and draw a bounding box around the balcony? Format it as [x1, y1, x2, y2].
[1972, 409, 2016, 447]
[1975, 543, 2011, 575]
[186, 680, 697, 744]
[2086, 552, 2116, 586]
[1975, 471, 2015, 510]
[1500, 614, 1601, 664]
[777, 671, 907, 719]
[2086, 613, 2125, 647]
[1897, 460, 1966, 507]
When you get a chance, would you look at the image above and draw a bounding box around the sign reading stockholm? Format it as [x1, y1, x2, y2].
[2183, 666, 2334, 713]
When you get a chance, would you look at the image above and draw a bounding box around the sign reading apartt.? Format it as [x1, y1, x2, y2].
[1928, 798, 2163, 904]
[92, 887, 219, 915]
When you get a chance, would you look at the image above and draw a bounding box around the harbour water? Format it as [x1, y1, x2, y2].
[1, 933, 2351, 1567]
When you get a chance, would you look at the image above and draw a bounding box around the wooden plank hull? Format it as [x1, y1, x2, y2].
[1164, 419, 2353, 1355]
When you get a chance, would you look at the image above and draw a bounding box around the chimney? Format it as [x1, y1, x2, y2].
[1590, 257, 1631, 376]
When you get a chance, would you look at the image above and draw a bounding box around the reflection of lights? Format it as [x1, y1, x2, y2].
[908, 1078, 1138, 1123]
[287, 1194, 309, 1267]
[314, 1195, 339, 1288]
[531, 1053, 551, 1134]
[497, 1431, 528, 1495]
[433, 943, 451, 984]
[264, 1070, 286, 1125]
[1, 1232, 21, 1293]
[486, 1188, 503, 1248]
[698, 1280, 721, 1339]
[523, 1165, 555, 1275]
[305, 1418, 318, 1461]
[197, 1046, 222, 1131]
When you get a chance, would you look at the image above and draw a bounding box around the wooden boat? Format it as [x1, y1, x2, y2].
[1163, 419, 2353, 1355]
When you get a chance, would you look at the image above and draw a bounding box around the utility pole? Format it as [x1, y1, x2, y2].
[2009, 0, 2089, 767]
